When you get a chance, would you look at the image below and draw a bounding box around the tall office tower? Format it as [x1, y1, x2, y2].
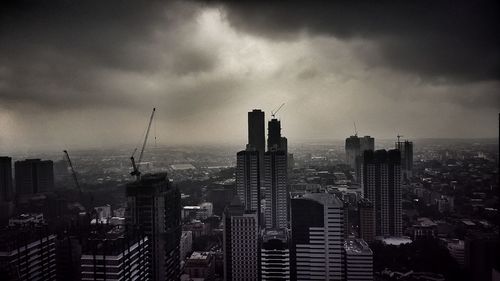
[346, 135, 375, 182]
[345, 136, 361, 168]
[80, 227, 150, 281]
[0, 157, 13, 202]
[264, 150, 288, 229]
[15, 159, 54, 195]
[280, 137, 288, 153]
[395, 140, 413, 181]
[344, 239, 373, 281]
[358, 198, 375, 242]
[361, 150, 402, 236]
[126, 173, 181, 281]
[290, 192, 344, 281]
[223, 198, 259, 281]
[248, 109, 266, 175]
[236, 149, 260, 217]
[360, 136, 375, 153]
[260, 228, 291, 281]
[268, 118, 282, 151]
[0, 226, 57, 280]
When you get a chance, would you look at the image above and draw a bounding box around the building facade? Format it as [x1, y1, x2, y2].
[236, 149, 261, 216]
[395, 140, 413, 181]
[290, 192, 344, 280]
[264, 150, 288, 229]
[260, 228, 291, 281]
[15, 159, 54, 195]
[344, 239, 373, 281]
[126, 173, 181, 281]
[362, 150, 402, 237]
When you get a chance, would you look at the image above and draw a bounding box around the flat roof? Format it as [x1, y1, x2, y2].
[344, 239, 373, 255]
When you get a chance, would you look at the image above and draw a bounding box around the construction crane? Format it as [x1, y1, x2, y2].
[63, 150, 81, 193]
[271, 103, 285, 118]
[397, 134, 404, 143]
[353, 121, 358, 136]
[131, 108, 155, 181]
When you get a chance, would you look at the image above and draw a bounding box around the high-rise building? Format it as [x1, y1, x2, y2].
[15, 159, 54, 195]
[290, 192, 344, 280]
[358, 198, 375, 242]
[248, 109, 265, 174]
[236, 149, 260, 216]
[344, 239, 373, 281]
[223, 197, 259, 281]
[345, 136, 361, 168]
[0, 157, 13, 202]
[346, 136, 375, 183]
[260, 228, 291, 281]
[361, 150, 402, 237]
[80, 226, 150, 281]
[268, 118, 282, 151]
[264, 150, 288, 229]
[126, 173, 181, 281]
[184, 252, 216, 280]
[395, 140, 413, 181]
[0, 226, 57, 280]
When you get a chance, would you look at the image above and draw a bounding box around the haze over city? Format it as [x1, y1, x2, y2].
[1, 1, 499, 152]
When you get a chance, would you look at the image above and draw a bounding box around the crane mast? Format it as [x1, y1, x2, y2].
[63, 150, 81, 193]
[271, 103, 285, 118]
[131, 108, 155, 181]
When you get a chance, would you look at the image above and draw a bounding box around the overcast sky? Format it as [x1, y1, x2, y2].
[1, 1, 499, 152]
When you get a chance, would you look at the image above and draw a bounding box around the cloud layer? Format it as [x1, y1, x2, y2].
[0, 1, 498, 151]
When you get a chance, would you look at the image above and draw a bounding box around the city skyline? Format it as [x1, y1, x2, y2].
[1, 1, 499, 152]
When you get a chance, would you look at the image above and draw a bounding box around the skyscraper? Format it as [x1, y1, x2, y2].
[126, 173, 181, 281]
[15, 159, 54, 195]
[358, 198, 375, 242]
[223, 197, 259, 281]
[346, 136, 375, 183]
[236, 149, 260, 217]
[267, 118, 281, 151]
[248, 109, 265, 174]
[290, 192, 344, 280]
[0, 157, 13, 203]
[344, 239, 373, 281]
[361, 150, 402, 237]
[395, 140, 413, 181]
[260, 228, 291, 281]
[264, 150, 288, 229]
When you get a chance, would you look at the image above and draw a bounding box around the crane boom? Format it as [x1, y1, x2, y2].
[63, 150, 81, 193]
[271, 103, 285, 118]
[131, 107, 155, 180]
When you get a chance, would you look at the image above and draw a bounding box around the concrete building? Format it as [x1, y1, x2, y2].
[264, 150, 288, 229]
[223, 198, 259, 281]
[290, 192, 344, 280]
[126, 173, 181, 281]
[180, 231, 193, 262]
[344, 239, 373, 281]
[362, 150, 402, 237]
[236, 149, 261, 217]
[358, 198, 375, 242]
[345, 135, 375, 169]
[15, 159, 54, 195]
[395, 140, 413, 181]
[80, 226, 150, 281]
[248, 109, 265, 175]
[0, 226, 57, 280]
[0, 157, 13, 203]
[260, 228, 291, 281]
[184, 252, 215, 280]
[267, 118, 282, 151]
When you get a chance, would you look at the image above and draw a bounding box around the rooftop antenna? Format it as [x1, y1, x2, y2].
[271, 103, 285, 118]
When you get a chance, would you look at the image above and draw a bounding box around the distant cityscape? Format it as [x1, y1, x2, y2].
[0, 109, 498, 281]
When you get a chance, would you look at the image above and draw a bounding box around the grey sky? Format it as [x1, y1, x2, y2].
[1, 1, 499, 151]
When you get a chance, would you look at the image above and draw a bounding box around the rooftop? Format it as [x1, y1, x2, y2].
[344, 239, 373, 255]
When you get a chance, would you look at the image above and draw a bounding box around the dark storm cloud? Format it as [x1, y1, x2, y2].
[0, 0, 215, 110]
[205, 0, 500, 82]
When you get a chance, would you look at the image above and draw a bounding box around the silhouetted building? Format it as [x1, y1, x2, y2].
[358, 198, 375, 242]
[395, 140, 413, 181]
[126, 173, 181, 281]
[290, 192, 344, 280]
[80, 226, 150, 281]
[223, 197, 259, 281]
[15, 159, 54, 195]
[264, 150, 288, 229]
[260, 228, 290, 281]
[344, 239, 373, 281]
[207, 183, 236, 216]
[361, 150, 402, 236]
[236, 149, 260, 217]
[0, 225, 57, 280]
[248, 109, 266, 175]
[0, 157, 13, 203]
[268, 118, 281, 151]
